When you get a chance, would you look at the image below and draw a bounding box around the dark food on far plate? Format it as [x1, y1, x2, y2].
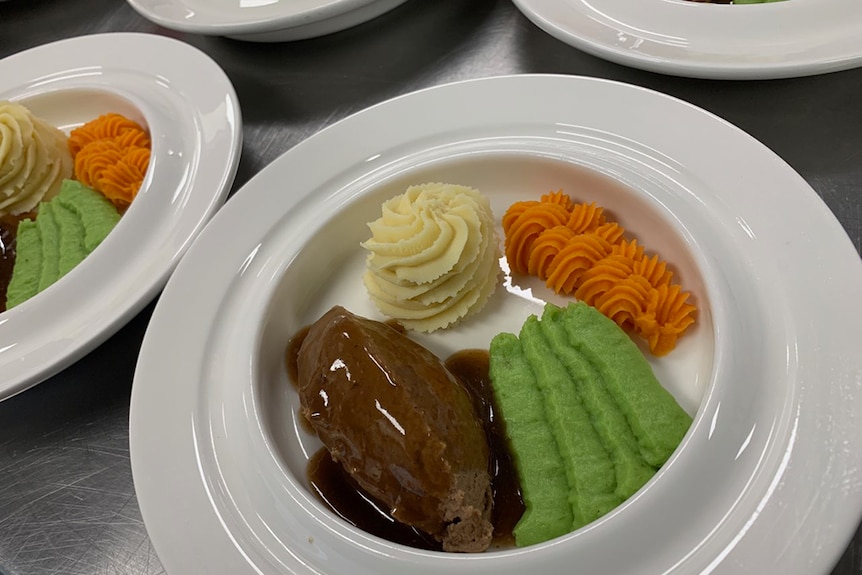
[293, 305, 495, 552]
[0, 215, 24, 310]
[686, 0, 784, 3]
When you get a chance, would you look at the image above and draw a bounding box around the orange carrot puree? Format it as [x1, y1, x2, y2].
[68, 113, 151, 209]
[502, 190, 696, 356]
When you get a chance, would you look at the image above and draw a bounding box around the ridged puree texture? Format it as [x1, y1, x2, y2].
[5, 180, 119, 308]
[488, 302, 692, 546]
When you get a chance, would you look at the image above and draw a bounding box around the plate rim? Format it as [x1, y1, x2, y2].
[130, 73, 862, 574]
[125, 0, 410, 39]
[511, 0, 862, 79]
[0, 32, 242, 400]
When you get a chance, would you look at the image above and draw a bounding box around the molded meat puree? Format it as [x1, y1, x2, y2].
[296, 305, 494, 552]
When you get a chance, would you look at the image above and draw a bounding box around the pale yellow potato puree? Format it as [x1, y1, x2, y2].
[361, 182, 500, 332]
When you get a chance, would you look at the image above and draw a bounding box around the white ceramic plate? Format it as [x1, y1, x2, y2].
[126, 0, 410, 42]
[513, 0, 862, 79]
[0, 33, 241, 400]
[130, 74, 862, 574]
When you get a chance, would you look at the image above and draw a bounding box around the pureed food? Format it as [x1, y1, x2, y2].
[0, 102, 150, 312]
[488, 302, 691, 546]
[503, 191, 696, 356]
[361, 182, 500, 332]
[292, 306, 495, 552]
[5, 180, 121, 309]
[286, 182, 695, 552]
[0, 101, 71, 216]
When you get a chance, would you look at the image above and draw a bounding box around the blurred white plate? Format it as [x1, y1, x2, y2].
[126, 0, 410, 42]
[513, 0, 862, 79]
[0, 33, 241, 400]
[130, 74, 862, 574]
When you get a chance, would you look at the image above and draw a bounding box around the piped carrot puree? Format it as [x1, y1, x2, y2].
[68, 113, 151, 209]
[502, 191, 696, 356]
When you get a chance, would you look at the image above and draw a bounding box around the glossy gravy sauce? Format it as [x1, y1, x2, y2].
[286, 327, 525, 551]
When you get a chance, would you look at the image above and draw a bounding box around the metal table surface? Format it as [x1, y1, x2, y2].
[0, 1, 860, 573]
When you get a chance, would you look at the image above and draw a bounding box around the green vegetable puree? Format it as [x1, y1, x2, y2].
[489, 302, 692, 546]
[6, 180, 120, 309]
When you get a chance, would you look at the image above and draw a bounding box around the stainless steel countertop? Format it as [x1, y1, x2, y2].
[1, 0, 861, 573]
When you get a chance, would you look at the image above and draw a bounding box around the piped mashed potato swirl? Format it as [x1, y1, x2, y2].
[361, 182, 500, 332]
[0, 101, 73, 217]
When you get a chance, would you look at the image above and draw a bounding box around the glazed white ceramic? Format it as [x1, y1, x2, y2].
[126, 0, 410, 42]
[0, 33, 242, 400]
[130, 74, 862, 574]
[513, 0, 862, 79]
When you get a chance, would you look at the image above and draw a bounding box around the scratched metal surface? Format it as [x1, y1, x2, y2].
[0, 0, 861, 574]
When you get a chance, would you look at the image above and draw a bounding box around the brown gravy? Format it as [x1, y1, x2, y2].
[286, 326, 524, 551]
